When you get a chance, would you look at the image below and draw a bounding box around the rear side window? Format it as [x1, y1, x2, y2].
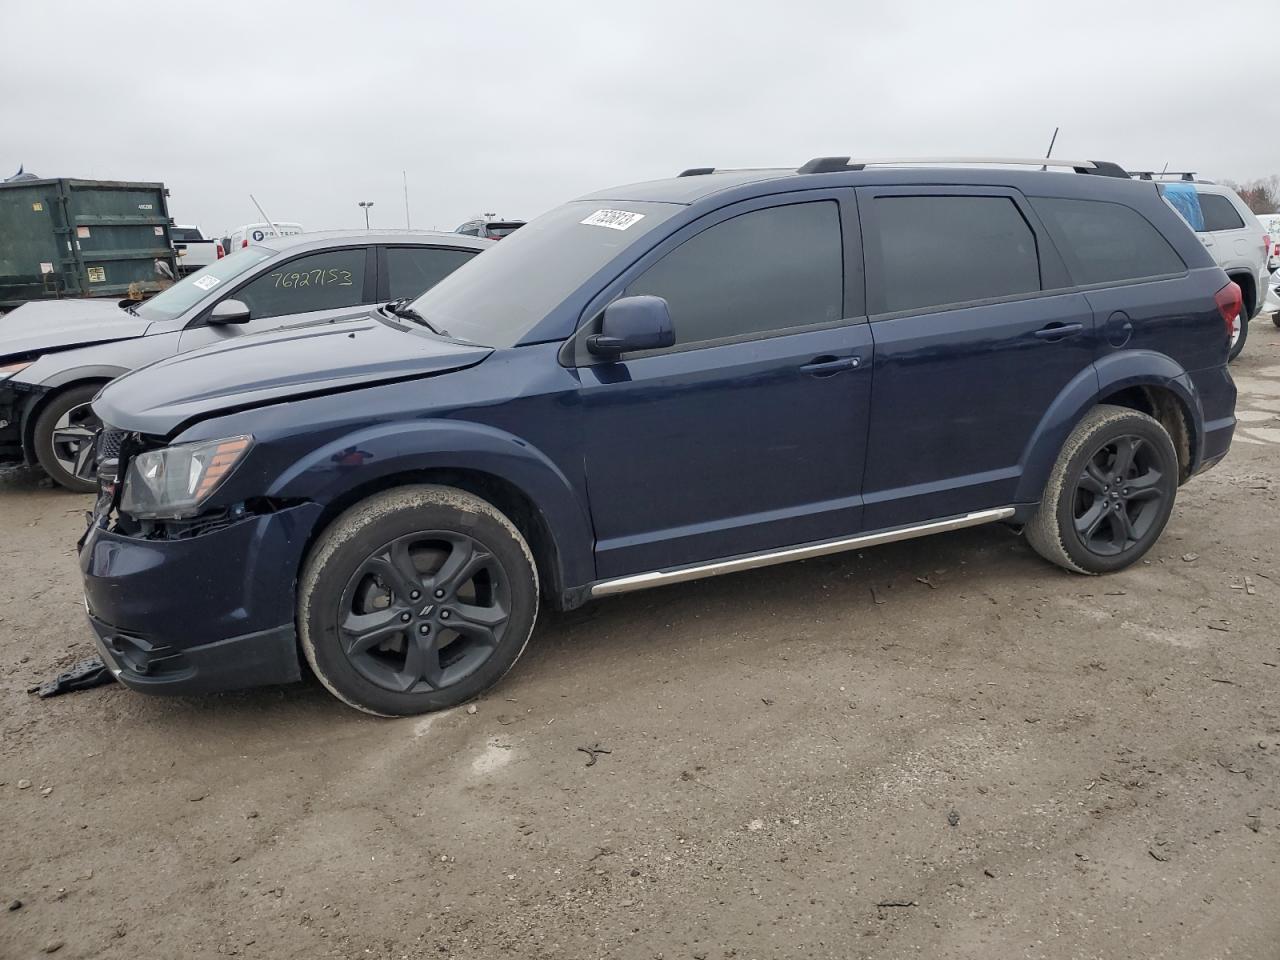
[1032, 197, 1185, 286]
[171, 227, 202, 242]
[1198, 193, 1246, 232]
[235, 248, 367, 320]
[624, 201, 843, 347]
[870, 196, 1039, 314]
[385, 246, 476, 300]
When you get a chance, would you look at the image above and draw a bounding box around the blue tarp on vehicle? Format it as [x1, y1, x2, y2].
[1160, 182, 1204, 231]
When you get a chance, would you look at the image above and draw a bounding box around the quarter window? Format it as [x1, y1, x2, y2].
[1197, 193, 1246, 232]
[871, 195, 1040, 314]
[624, 201, 844, 347]
[385, 247, 476, 300]
[1032, 197, 1185, 285]
[234, 248, 367, 320]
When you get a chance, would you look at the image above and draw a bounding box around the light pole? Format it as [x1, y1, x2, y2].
[358, 201, 374, 229]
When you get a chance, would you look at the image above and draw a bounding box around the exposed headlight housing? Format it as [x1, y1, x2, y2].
[0, 361, 33, 382]
[120, 435, 253, 520]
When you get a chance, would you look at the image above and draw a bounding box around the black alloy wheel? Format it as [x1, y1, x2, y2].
[339, 531, 511, 694]
[1071, 434, 1168, 557]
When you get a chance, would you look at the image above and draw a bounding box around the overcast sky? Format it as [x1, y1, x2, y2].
[3, 0, 1276, 236]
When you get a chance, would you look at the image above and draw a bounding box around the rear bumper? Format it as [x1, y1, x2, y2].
[1187, 364, 1236, 477]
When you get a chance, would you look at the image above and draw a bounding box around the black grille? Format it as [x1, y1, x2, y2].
[96, 428, 126, 460]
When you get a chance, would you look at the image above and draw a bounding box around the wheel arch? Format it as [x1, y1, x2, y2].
[19, 375, 115, 464]
[270, 420, 596, 610]
[1015, 351, 1205, 503]
[1226, 269, 1257, 319]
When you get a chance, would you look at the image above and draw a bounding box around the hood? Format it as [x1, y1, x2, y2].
[94, 312, 493, 436]
[0, 299, 151, 360]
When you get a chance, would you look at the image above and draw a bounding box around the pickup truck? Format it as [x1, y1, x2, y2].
[171, 225, 221, 275]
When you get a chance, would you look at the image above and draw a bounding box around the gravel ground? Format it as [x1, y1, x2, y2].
[2, 323, 1279, 960]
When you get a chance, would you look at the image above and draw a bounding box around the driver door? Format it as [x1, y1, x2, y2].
[178, 246, 374, 352]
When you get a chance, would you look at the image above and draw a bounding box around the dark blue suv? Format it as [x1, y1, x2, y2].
[82, 157, 1238, 715]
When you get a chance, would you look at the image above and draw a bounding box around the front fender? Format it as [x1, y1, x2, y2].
[265, 419, 596, 591]
[1013, 351, 1204, 504]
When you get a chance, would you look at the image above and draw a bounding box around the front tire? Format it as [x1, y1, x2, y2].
[298, 485, 539, 716]
[1026, 405, 1179, 575]
[32, 383, 104, 493]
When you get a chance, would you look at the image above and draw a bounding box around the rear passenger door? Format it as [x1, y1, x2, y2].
[1195, 191, 1250, 261]
[377, 245, 478, 302]
[857, 187, 1096, 530]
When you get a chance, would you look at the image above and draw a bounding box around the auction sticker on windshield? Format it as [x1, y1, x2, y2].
[192, 276, 220, 291]
[580, 209, 645, 231]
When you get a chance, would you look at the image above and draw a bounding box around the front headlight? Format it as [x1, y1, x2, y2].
[0, 361, 33, 382]
[120, 435, 253, 520]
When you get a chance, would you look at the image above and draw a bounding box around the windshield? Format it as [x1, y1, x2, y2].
[134, 246, 274, 322]
[410, 200, 678, 346]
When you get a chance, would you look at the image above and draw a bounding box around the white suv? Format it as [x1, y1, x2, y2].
[1139, 174, 1270, 358]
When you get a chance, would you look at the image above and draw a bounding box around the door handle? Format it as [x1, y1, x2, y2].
[800, 355, 861, 376]
[1034, 322, 1084, 341]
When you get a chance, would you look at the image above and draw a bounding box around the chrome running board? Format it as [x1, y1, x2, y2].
[590, 507, 1016, 598]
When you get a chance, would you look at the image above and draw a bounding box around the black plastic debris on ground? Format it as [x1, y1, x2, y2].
[33, 657, 116, 698]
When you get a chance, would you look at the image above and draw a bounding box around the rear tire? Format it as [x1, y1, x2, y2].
[1228, 303, 1248, 361]
[1026, 405, 1179, 575]
[31, 383, 104, 493]
[298, 485, 539, 716]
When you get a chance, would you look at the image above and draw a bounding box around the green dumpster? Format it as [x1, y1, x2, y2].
[0, 178, 178, 311]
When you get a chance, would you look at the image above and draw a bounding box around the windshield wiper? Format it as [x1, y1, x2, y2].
[122, 303, 140, 317]
[383, 298, 449, 337]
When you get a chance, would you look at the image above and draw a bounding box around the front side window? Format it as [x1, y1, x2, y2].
[1032, 197, 1185, 285]
[385, 246, 476, 301]
[624, 201, 844, 347]
[871, 195, 1040, 314]
[134, 245, 273, 322]
[234, 248, 366, 320]
[1197, 193, 1245, 232]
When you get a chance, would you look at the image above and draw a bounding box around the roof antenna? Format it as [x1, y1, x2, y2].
[1041, 126, 1059, 171]
[403, 170, 411, 230]
[249, 194, 282, 237]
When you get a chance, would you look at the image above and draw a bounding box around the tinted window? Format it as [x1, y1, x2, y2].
[483, 222, 523, 239]
[171, 227, 202, 242]
[235, 248, 366, 320]
[624, 201, 843, 347]
[872, 196, 1039, 313]
[1033, 197, 1185, 285]
[412, 200, 679, 347]
[385, 246, 476, 300]
[1198, 193, 1245, 232]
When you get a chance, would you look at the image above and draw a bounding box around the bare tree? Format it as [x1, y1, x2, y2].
[1222, 175, 1279, 213]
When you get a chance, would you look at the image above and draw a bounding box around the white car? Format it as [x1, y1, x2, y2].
[1141, 175, 1270, 358]
[225, 220, 304, 252]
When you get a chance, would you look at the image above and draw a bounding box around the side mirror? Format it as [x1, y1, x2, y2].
[208, 298, 251, 325]
[586, 295, 675, 358]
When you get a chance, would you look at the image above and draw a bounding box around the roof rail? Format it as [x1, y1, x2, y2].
[678, 167, 717, 177]
[795, 157, 1132, 179]
[1131, 171, 1199, 182]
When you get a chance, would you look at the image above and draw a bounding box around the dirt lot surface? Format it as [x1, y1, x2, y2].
[3, 328, 1280, 960]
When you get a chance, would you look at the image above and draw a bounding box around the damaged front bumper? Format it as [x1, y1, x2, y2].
[79, 499, 324, 695]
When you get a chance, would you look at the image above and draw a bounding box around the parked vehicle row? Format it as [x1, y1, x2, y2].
[0, 231, 490, 490]
[77, 157, 1237, 716]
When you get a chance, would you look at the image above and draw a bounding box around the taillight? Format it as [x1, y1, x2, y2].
[1265, 233, 1272, 256]
[242, 238, 249, 248]
[1214, 281, 1242, 338]
[215, 242, 224, 259]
